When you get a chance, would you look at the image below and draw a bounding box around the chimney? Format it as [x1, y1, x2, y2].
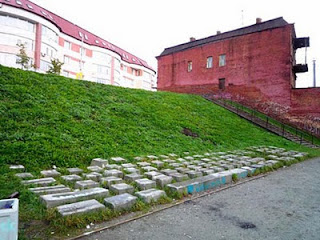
[217, 31, 221, 35]
[190, 37, 196, 42]
[256, 18, 262, 24]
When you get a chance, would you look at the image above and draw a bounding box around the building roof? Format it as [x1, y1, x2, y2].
[158, 17, 289, 57]
[0, 0, 155, 72]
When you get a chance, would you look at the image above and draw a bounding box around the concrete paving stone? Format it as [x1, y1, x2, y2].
[168, 153, 178, 158]
[103, 169, 123, 178]
[135, 189, 166, 203]
[84, 172, 102, 181]
[15, 172, 33, 179]
[159, 155, 169, 159]
[90, 158, 108, 168]
[151, 160, 164, 168]
[87, 166, 104, 173]
[183, 152, 190, 155]
[135, 178, 156, 190]
[22, 177, 56, 186]
[61, 174, 82, 182]
[169, 163, 182, 168]
[163, 159, 176, 164]
[250, 164, 265, 169]
[201, 158, 212, 162]
[188, 166, 203, 171]
[134, 157, 144, 161]
[30, 185, 71, 195]
[110, 157, 127, 163]
[110, 183, 134, 194]
[204, 153, 212, 156]
[241, 166, 256, 174]
[176, 158, 186, 162]
[186, 170, 203, 179]
[57, 199, 105, 216]
[278, 157, 295, 162]
[229, 168, 248, 179]
[201, 169, 215, 175]
[203, 163, 213, 168]
[124, 173, 143, 182]
[136, 162, 151, 167]
[9, 165, 25, 171]
[216, 171, 232, 184]
[250, 157, 265, 163]
[67, 168, 83, 175]
[176, 168, 190, 174]
[104, 193, 137, 211]
[124, 167, 140, 174]
[239, 161, 251, 166]
[184, 156, 194, 161]
[142, 166, 158, 172]
[193, 155, 204, 158]
[265, 160, 279, 166]
[155, 175, 173, 188]
[100, 176, 123, 187]
[147, 155, 158, 160]
[169, 173, 189, 182]
[40, 170, 61, 178]
[292, 153, 306, 158]
[211, 167, 225, 172]
[40, 187, 109, 208]
[267, 155, 280, 160]
[161, 169, 178, 176]
[75, 180, 99, 190]
[239, 156, 252, 161]
[105, 164, 122, 170]
[144, 171, 162, 179]
[121, 163, 136, 168]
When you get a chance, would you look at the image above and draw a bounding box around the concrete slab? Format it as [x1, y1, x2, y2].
[15, 172, 33, 179]
[135, 189, 166, 203]
[90, 158, 108, 168]
[22, 177, 56, 186]
[124, 173, 143, 182]
[30, 185, 71, 195]
[75, 180, 99, 190]
[40, 170, 61, 178]
[87, 166, 104, 173]
[61, 174, 82, 182]
[57, 199, 105, 216]
[104, 169, 123, 178]
[40, 187, 109, 208]
[142, 166, 158, 172]
[9, 165, 25, 171]
[104, 193, 137, 211]
[84, 172, 102, 181]
[135, 178, 156, 190]
[100, 177, 123, 188]
[151, 160, 164, 168]
[110, 157, 126, 163]
[144, 171, 161, 179]
[67, 168, 83, 175]
[110, 183, 134, 194]
[155, 175, 173, 188]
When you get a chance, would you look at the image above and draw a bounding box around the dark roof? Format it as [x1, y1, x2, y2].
[158, 17, 289, 57]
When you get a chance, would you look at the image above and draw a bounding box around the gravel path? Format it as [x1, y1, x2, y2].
[81, 157, 320, 240]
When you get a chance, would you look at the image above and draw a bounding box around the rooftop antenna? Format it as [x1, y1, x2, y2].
[241, 10, 244, 26]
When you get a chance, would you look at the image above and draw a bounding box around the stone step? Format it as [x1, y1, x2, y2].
[40, 187, 109, 208]
[29, 185, 71, 195]
[104, 193, 137, 211]
[22, 177, 56, 186]
[75, 180, 99, 190]
[135, 189, 166, 203]
[40, 170, 61, 178]
[57, 199, 105, 216]
[15, 173, 34, 179]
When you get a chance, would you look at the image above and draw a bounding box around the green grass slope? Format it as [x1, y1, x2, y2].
[0, 65, 318, 171]
[1, 65, 320, 239]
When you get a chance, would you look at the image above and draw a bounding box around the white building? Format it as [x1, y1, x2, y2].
[0, 0, 156, 90]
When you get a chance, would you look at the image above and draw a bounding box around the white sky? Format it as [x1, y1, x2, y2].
[32, 0, 319, 88]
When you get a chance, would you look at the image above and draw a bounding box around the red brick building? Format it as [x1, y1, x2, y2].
[157, 17, 320, 134]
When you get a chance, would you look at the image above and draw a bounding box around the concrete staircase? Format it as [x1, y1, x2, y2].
[210, 98, 319, 149]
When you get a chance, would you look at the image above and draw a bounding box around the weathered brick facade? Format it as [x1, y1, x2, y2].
[157, 18, 320, 134]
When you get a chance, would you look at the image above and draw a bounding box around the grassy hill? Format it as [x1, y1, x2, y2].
[0, 65, 319, 238]
[2, 65, 317, 172]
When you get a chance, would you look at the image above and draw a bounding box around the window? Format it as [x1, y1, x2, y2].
[64, 41, 71, 50]
[63, 70, 69, 77]
[219, 78, 226, 90]
[64, 56, 70, 64]
[206, 56, 213, 68]
[219, 54, 226, 67]
[187, 61, 192, 72]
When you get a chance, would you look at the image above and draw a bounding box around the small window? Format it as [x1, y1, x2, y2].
[219, 54, 226, 67]
[95, 40, 99, 44]
[84, 34, 88, 40]
[206, 56, 213, 68]
[16, 0, 22, 5]
[64, 41, 71, 50]
[26, 4, 33, 9]
[187, 61, 192, 72]
[64, 56, 70, 64]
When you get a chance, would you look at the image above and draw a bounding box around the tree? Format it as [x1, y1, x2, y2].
[47, 58, 64, 75]
[16, 43, 30, 70]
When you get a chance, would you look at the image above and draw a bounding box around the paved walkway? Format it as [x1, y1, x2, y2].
[81, 157, 320, 240]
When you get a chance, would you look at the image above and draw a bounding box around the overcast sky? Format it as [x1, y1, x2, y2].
[32, 0, 319, 87]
